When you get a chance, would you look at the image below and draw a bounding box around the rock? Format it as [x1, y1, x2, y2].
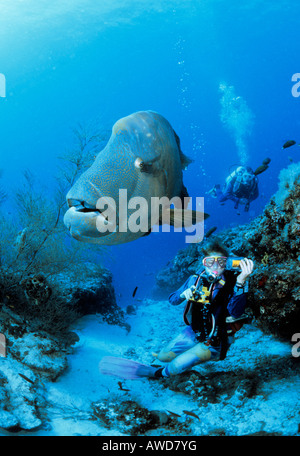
[57, 266, 129, 331]
[9, 333, 68, 380]
[149, 410, 169, 425]
[155, 244, 199, 293]
[154, 170, 300, 340]
[20, 274, 52, 306]
[0, 410, 19, 431]
[126, 305, 137, 315]
[0, 358, 42, 431]
[0, 260, 129, 431]
[92, 398, 175, 436]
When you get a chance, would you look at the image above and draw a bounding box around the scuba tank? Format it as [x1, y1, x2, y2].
[188, 275, 215, 343]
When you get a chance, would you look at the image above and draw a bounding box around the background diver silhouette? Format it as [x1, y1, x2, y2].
[208, 158, 271, 212]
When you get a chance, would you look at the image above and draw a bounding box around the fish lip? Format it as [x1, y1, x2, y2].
[67, 198, 100, 213]
[67, 199, 113, 223]
[66, 198, 118, 226]
[64, 205, 116, 238]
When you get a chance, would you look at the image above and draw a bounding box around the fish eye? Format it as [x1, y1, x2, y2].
[134, 157, 144, 169]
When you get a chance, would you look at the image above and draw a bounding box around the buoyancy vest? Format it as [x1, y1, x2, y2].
[183, 270, 237, 359]
[231, 167, 258, 199]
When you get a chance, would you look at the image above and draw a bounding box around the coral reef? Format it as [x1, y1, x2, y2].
[154, 244, 199, 297]
[155, 164, 300, 340]
[0, 124, 127, 433]
[0, 260, 128, 432]
[21, 274, 52, 306]
[0, 358, 43, 432]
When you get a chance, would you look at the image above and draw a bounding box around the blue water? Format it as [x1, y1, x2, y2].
[0, 0, 299, 302]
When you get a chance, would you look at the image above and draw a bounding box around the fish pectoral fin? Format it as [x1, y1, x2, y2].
[161, 208, 209, 228]
[142, 228, 152, 237]
[173, 129, 194, 170]
[180, 185, 190, 208]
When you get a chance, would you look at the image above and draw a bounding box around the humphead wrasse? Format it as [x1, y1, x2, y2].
[64, 110, 208, 245]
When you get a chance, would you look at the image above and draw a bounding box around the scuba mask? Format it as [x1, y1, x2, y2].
[242, 172, 254, 184]
[202, 256, 227, 282]
[203, 256, 227, 269]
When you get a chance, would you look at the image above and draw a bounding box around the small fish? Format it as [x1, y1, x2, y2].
[182, 410, 200, 420]
[205, 226, 217, 238]
[262, 157, 271, 165]
[132, 286, 138, 298]
[19, 373, 35, 384]
[282, 140, 296, 149]
[254, 164, 269, 176]
[166, 410, 181, 418]
[117, 381, 130, 392]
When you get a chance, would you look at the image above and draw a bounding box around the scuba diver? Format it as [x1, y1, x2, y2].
[208, 158, 270, 212]
[99, 238, 254, 380]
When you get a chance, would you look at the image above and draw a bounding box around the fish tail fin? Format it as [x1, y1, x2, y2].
[99, 356, 158, 380]
[162, 208, 209, 228]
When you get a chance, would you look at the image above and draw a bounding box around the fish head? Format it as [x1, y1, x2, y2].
[64, 111, 180, 245]
[64, 136, 140, 244]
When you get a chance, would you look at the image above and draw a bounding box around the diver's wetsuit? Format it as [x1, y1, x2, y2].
[216, 173, 259, 211]
[157, 269, 248, 376]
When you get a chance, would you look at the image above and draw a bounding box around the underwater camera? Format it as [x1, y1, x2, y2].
[226, 257, 244, 270]
[191, 285, 210, 303]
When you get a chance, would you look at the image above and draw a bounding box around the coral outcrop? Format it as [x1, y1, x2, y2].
[0, 263, 126, 432]
[92, 397, 190, 436]
[21, 274, 52, 306]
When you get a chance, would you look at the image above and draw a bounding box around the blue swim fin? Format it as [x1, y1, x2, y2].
[99, 356, 158, 380]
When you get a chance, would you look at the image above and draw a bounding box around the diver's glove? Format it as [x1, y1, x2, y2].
[180, 286, 196, 301]
[236, 258, 254, 287]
